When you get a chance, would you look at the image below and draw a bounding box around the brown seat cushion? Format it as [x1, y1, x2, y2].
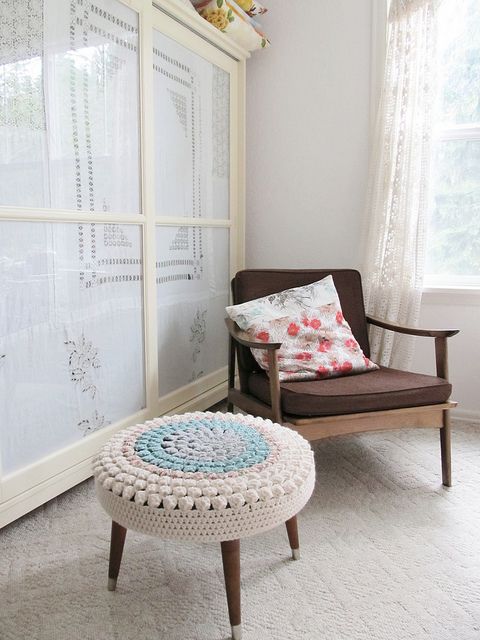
[247, 367, 452, 417]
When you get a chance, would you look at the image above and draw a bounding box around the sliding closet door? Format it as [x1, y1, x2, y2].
[151, 13, 238, 410]
[0, 0, 146, 476]
[0, 0, 245, 523]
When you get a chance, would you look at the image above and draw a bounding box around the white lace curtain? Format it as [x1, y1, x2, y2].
[363, 0, 441, 369]
[0, 0, 140, 212]
[0, 0, 145, 475]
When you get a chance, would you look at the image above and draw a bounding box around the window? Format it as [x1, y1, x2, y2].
[424, 0, 480, 288]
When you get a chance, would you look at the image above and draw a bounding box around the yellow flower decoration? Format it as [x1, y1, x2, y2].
[201, 8, 230, 31]
[236, 0, 253, 11]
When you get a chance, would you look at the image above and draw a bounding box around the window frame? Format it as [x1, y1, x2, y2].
[423, 3, 480, 291]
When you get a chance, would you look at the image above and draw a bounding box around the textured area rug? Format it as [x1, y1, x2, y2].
[1, 424, 479, 640]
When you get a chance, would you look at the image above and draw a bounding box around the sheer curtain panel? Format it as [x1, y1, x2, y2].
[363, 0, 441, 368]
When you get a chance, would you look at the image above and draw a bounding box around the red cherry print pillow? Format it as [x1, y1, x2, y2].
[226, 275, 378, 382]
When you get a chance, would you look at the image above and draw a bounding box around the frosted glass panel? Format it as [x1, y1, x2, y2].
[153, 29, 230, 219]
[0, 0, 140, 213]
[0, 221, 145, 474]
[157, 226, 229, 396]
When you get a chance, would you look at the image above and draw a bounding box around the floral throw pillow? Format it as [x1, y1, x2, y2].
[226, 275, 379, 382]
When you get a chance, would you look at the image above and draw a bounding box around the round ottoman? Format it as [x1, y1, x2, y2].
[93, 411, 315, 640]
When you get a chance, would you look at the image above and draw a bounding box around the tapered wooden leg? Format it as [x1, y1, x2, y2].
[221, 539, 241, 640]
[227, 337, 236, 415]
[108, 520, 127, 591]
[440, 410, 452, 487]
[285, 515, 300, 560]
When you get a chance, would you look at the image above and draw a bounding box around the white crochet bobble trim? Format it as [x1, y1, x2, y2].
[94, 412, 315, 541]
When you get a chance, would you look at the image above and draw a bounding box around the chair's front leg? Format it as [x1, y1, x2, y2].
[267, 350, 283, 424]
[440, 409, 452, 487]
[221, 539, 241, 640]
[227, 335, 236, 413]
[435, 336, 452, 487]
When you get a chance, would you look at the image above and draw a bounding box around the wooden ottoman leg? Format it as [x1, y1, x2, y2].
[285, 515, 300, 560]
[221, 539, 241, 640]
[108, 520, 127, 591]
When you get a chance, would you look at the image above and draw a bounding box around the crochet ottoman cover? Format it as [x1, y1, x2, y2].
[94, 412, 315, 541]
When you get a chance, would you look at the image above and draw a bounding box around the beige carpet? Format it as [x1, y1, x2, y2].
[1, 423, 479, 640]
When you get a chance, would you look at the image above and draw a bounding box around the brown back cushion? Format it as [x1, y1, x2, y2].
[232, 269, 370, 374]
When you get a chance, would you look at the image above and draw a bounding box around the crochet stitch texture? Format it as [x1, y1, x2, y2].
[94, 412, 315, 541]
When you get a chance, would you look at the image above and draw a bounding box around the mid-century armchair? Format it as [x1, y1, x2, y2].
[225, 270, 459, 486]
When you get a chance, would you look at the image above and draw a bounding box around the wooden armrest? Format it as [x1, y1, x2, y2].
[366, 315, 459, 338]
[225, 318, 282, 350]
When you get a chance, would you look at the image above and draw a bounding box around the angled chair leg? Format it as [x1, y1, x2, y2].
[108, 520, 127, 591]
[221, 539, 241, 640]
[440, 410, 452, 487]
[227, 336, 236, 414]
[285, 515, 300, 560]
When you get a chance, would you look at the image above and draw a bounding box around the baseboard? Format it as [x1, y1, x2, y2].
[0, 458, 93, 530]
[452, 408, 480, 426]
[0, 382, 228, 529]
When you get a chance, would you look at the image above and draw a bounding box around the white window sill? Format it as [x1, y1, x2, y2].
[422, 286, 480, 306]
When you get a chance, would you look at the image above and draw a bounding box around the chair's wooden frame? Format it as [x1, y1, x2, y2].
[225, 317, 459, 487]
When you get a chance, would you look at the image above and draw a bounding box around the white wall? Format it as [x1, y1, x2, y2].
[246, 0, 373, 270]
[245, 1, 480, 420]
